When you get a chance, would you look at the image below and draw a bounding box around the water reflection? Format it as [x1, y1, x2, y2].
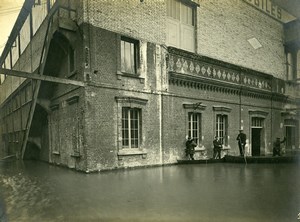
[0, 160, 299, 222]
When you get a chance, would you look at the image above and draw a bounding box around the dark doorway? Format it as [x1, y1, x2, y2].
[285, 126, 295, 150]
[252, 128, 261, 156]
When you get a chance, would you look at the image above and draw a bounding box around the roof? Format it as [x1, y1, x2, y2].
[272, 0, 300, 18]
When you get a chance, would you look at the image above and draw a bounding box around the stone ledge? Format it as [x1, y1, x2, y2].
[118, 149, 147, 160]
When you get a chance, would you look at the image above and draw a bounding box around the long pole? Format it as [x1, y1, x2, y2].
[243, 143, 247, 164]
[239, 76, 246, 164]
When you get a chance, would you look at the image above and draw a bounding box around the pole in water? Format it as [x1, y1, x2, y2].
[243, 146, 247, 164]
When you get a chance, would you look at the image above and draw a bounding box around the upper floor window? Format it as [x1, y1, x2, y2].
[188, 112, 201, 145]
[166, 0, 197, 52]
[121, 36, 139, 75]
[216, 114, 228, 145]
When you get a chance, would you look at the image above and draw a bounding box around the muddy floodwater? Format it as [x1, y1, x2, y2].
[0, 160, 299, 222]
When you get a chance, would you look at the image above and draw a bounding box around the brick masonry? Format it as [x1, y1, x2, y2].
[197, 0, 285, 78]
[0, 0, 298, 171]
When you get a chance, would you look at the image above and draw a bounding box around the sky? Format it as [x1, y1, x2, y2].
[0, 0, 24, 55]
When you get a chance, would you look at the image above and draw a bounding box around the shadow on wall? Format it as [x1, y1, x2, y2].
[23, 142, 40, 160]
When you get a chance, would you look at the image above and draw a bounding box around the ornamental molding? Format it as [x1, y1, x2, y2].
[168, 53, 272, 91]
[213, 106, 232, 113]
[183, 102, 207, 110]
[115, 96, 148, 105]
[281, 110, 297, 117]
[249, 110, 269, 117]
[169, 72, 275, 100]
[167, 47, 288, 96]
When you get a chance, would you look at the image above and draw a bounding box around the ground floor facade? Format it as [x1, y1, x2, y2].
[0, 81, 298, 172]
[0, 43, 299, 172]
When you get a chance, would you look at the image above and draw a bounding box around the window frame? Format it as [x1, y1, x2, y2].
[115, 96, 148, 159]
[188, 112, 201, 145]
[122, 107, 141, 149]
[120, 36, 139, 75]
[166, 0, 198, 52]
[215, 114, 228, 145]
[68, 45, 76, 77]
[213, 106, 232, 146]
[183, 102, 206, 146]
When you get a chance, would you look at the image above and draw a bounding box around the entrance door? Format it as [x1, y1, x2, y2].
[286, 126, 295, 150]
[252, 128, 261, 156]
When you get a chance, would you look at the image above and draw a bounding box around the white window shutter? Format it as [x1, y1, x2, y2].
[167, 18, 180, 48]
[181, 24, 195, 52]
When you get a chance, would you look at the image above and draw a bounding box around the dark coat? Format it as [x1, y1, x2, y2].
[236, 133, 246, 144]
[186, 139, 197, 155]
[213, 139, 222, 150]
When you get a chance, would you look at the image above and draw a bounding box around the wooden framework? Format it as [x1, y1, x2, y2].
[0, 68, 85, 87]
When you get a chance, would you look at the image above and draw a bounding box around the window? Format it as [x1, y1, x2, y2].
[252, 117, 263, 128]
[69, 46, 75, 74]
[166, 0, 196, 52]
[188, 112, 201, 145]
[216, 114, 228, 145]
[284, 119, 297, 149]
[121, 37, 139, 75]
[122, 107, 140, 148]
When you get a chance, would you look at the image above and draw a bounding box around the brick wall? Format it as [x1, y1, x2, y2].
[197, 0, 285, 78]
[84, 87, 162, 171]
[85, 0, 166, 45]
[85, 0, 286, 79]
[84, 26, 166, 171]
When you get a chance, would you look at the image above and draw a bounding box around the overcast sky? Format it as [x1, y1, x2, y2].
[0, 0, 24, 55]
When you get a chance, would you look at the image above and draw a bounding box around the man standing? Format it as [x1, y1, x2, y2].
[213, 136, 222, 159]
[273, 137, 286, 156]
[185, 137, 196, 160]
[236, 129, 246, 156]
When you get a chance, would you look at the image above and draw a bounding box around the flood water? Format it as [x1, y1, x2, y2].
[0, 160, 299, 222]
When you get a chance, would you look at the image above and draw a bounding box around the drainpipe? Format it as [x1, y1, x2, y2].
[159, 89, 163, 165]
[239, 71, 242, 130]
[159, 46, 165, 165]
[83, 0, 92, 172]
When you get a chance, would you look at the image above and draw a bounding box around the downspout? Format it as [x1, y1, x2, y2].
[83, 0, 92, 172]
[159, 84, 163, 165]
[239, 71, 242, 130]
[159, 46, 164, 165]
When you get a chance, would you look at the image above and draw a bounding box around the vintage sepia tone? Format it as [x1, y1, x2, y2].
[0, 0, 299, 221]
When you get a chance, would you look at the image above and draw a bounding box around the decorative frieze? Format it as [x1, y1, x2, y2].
[167, 47, 289, 101]
[169, 54, 271, 91]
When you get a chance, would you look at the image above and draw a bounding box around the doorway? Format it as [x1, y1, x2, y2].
[252, 128, 261, 156]
[285, 126, 296, 150]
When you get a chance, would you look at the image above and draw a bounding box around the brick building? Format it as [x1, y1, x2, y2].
[0, 0, 299, 172]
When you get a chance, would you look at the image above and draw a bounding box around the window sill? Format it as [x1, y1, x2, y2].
[118, 149, 147, 160]
[52, 151, 60, 155]
[71, 152, 81, 158]
[194, 145, 206, 152]
[222, 145, 231, 151]
[117, 71, 144, 84]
